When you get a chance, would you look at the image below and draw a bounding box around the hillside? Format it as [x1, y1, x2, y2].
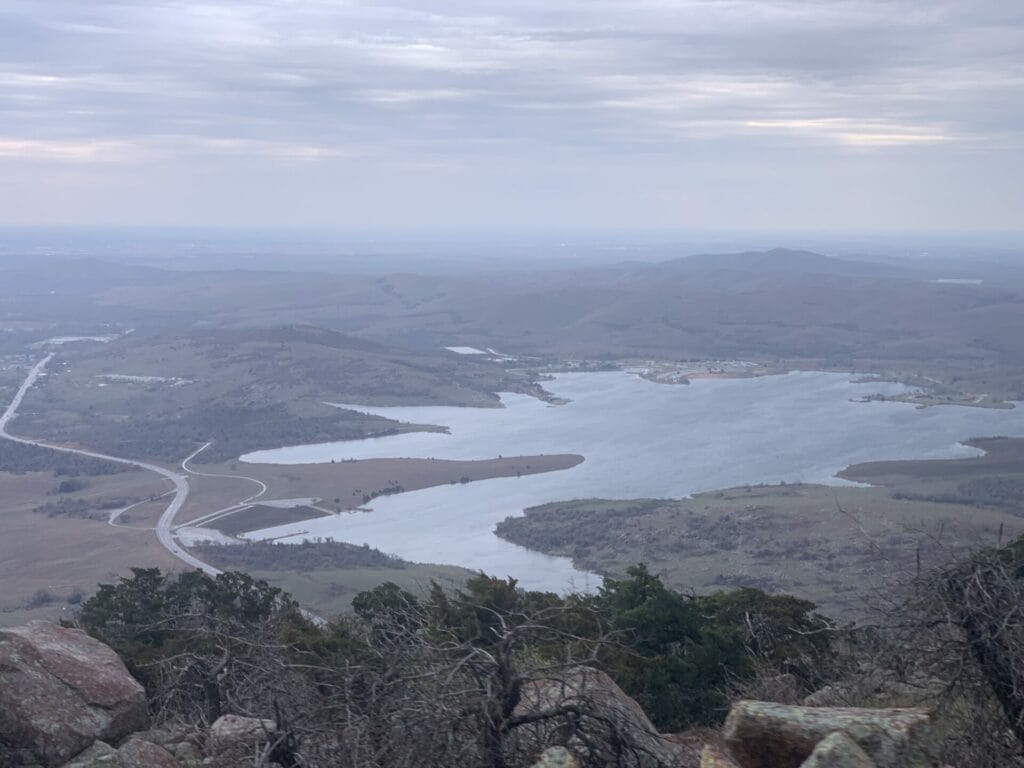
[7, 250, 1024, 399]
[656, 247, 913, 278]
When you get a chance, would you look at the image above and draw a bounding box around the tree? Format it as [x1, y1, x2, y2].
[78, 568, 330, 728]
[75, 565, 837, 767]
[595, 566, 748, 729]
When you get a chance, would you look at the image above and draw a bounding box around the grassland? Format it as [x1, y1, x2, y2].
[0, 466, 176, 627]
[178, 454, 583, 528]
[12, 326, 549, 465]
[1, 336, 581, 622]
[0, 447, 576, 623]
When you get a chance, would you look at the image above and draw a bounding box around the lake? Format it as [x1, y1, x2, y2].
[241, 371, 1024, 592]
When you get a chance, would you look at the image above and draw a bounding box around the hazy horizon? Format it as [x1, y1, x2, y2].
[2, 226, 1022, 273]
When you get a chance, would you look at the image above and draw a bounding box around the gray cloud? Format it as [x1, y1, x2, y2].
[1, 0, 1022, 229]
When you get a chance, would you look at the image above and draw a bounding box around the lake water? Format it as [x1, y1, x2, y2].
[241, 371, 1024, 592]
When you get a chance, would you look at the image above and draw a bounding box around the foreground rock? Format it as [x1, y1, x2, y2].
[60, 738, 179, 768]
[515, 666, 686, 767]
[0, 620, 943, 768]
[115, 738, 180, 768]
[0, 621, 149, 766]
[799, 732, 875, 767]
[531, 746, 580, 768]
[722, 701, 933, 768]
[60, 741, 120, 767]
[208, 714, 278, 759]
[700, 744, 741, 767]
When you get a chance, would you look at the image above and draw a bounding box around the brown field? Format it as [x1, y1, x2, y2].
[0, 469, 177, 626]
[180, 453, 583, 528]
[210, 505, 331, 536]
[0, 451, 581, 624]
[498, 485, 1022, 619]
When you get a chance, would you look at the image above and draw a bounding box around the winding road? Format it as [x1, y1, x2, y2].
[178, 443, 268, 530]
[1, 354, 220, 576]
[3, 354, 328, 625]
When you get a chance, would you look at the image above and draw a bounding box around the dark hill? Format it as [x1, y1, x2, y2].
[658, 247, 913, 278]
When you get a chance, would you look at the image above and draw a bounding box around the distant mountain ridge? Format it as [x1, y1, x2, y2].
[658, 247, 913, 278]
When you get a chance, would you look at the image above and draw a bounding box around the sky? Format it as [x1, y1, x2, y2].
[1, 1, 1022, 231]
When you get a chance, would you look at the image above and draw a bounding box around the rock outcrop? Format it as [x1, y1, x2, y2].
[60, 740, 121, 768]
[720, 701, 933, 768]
[699, 743, 741, 767]
[0, 621, 149, 767]
[0, 621, 944, 768]
[799, 732, 875, 767]
[115, 737, 181, 768]
[515, 666, 686, 767]
[208, 714, 279, 762]
[60, 738, 180, 768]
[530, 746, 581, 768]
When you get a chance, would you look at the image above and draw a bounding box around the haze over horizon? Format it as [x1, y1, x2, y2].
[2, 0, 1022, 231]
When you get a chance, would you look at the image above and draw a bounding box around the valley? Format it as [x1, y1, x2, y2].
[4, 246, 1024, 623]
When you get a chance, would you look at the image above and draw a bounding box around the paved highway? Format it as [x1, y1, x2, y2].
[1, 355, 220, 576]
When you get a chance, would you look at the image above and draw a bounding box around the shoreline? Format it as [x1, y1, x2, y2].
[176, 453, 585, 535]
[494, 436, 1024, 618]
[629, 358, 1015, 409]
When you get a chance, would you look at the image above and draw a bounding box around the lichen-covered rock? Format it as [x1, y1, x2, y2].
[60, 741, 120, 767]
[723, 701, 932, 768]
[700, 744, 741, 767]
[0, 622, 148, 767]
[531, 746, 580, 768]
[799, 732, 876, 767]
[118, 727, 197, 765]
[208, 714, 277, 756]
[751, 674, 803, 705]
[801, 685, 848, 708]
[803, 677, 934, 709]
[116, 738, 180, 768]
[664, 728, 717, 768]
[167, 741, 201, 764]
[57, 739, 181, 768]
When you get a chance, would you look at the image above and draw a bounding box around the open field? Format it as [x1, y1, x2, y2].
[10, 326, 561, 467]
[1, 348, 581, 621]
[496, 439, 1024, 618]
[0, 468, 176, 626]
[209, 504, 330, 535]
[11, 328, 479, 465]
[838, 436, 1024, 498]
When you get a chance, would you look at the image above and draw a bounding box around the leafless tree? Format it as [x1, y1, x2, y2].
[834, 541, 1024, 768]
[131, 585, 680, 768]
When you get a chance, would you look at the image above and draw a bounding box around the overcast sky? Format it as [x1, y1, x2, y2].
[1, 0, 1022, 231]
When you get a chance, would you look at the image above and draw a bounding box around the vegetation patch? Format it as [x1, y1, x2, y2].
[33, 495, 140, 520]
[0, 439, 128, 475]
[207, 504, 331, 535]
[495, 479, 1024, 618]
[190, 539, 408, 571]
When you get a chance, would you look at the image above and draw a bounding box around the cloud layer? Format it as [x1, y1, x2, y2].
[2, 0, 1022, 229]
